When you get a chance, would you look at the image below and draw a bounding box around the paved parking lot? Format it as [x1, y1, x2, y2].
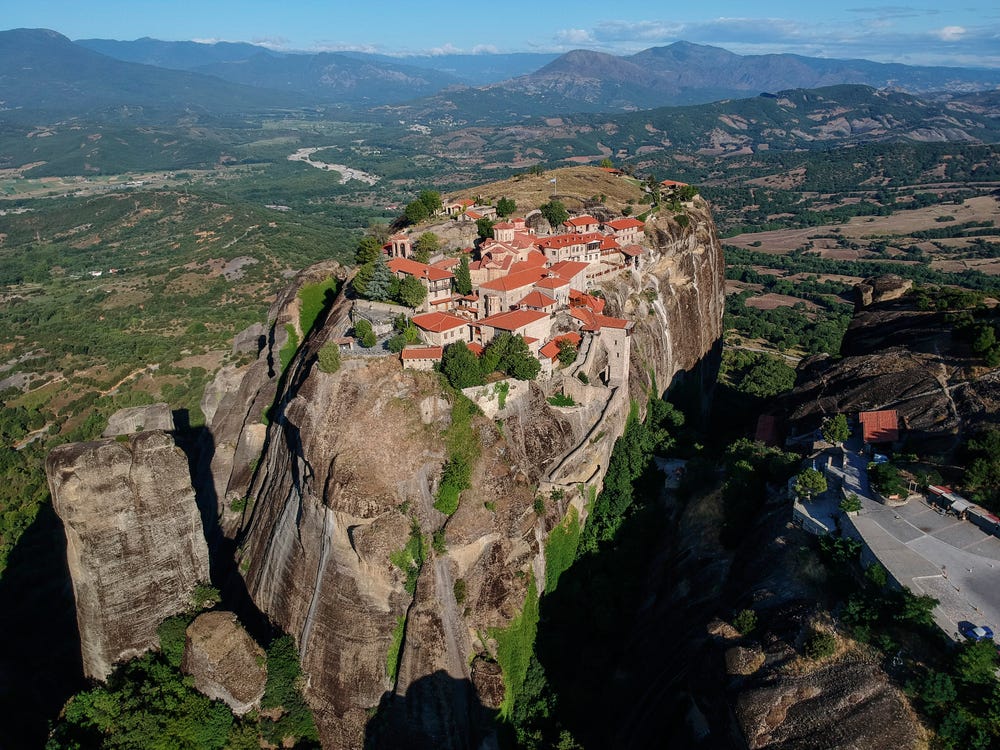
[854, 496, 1000, 639]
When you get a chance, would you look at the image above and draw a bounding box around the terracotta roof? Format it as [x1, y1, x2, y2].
[387, 257, 454, 282]
[467, 342, 484, 356]
[508, 251, 547, 275]
[523, 337, 539, 345]
[607, 218, 645, 230]
[517, 291, 557, 309]
[479, 268, 548, 293]
[565, 215, 598, 227]
[493, 221, 515, 230]
[477, 309, 549, 332]
[600, 236, 620, 251]
[859, 410, 899, 443]
[432, 258, 459, 270]
[660, 179, 688, 187]
[570, 307, 631, 332]
[550, 260, 590, 280]
[410, 311, 469, 333]
[535, 275, 570, 290]
[538, 231, 604, 250]
[401, 346, 443, 360]
[569, 289, 606, 314]
[621, 244, 643, 257]
[465, 210, 483, 220]
[540, 331, 583, 360]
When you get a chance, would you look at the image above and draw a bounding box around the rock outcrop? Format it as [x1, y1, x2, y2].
[783, 285, 1000, 455]
[181, 611, 266, 715]
[101, 403, 174, 437]
[47, 431, 210, 680]
[220, 198, 726, 747]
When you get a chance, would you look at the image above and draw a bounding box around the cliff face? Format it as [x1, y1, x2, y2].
[227, 198, 726, 747]
[47, 431, 210, 680]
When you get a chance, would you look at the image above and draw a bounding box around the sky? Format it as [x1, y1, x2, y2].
[5, 0, 1000, 67]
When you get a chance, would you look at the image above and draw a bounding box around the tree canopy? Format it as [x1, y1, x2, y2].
[822, 414, 851, 445]
[413, 232, 440, 263]
[496, 197, 517, 218]
[540, 201, 569, 229]
[454, 255, 473, 296]
[794, 467, 828, 500]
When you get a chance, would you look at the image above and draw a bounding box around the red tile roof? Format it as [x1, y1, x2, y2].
[565, 215, 598, 228]
[621, 244, 643, 257]
[535, 275, 570, 290]
[387, 257, 454, 282]
[607, 218, 645, 231]
[400, 346, 443, 360]
[431, 257, 459, 270]
[477, 309, 549, 332]
[600, 236, 620, 251]
[660, 179, 689, 187]
[465, 210, 483, 220]
[411, 311, 469, 333]
[508, 250, 547, 275]
[467, 342, 484, 356]
[550, 260, 590, 280]
[536, 233, 586, 250]
[493, 221, 515, 230]
[569, 289, 606, 313]
[570, 307, 631, 332]
[859, 410, 899, 443]
[479, 268, 548, 293]
[517, 291, 556, 309]
[539, 331, 583, 360]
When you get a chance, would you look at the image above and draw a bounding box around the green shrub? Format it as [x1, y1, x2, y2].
[453, 579, 467, 606]
[840, 493, 862, 513]
[547, 393, 576, 407]
[317, 342, 341, 373]
[733, 609, 758, 635]
[297, 278, 338, 338]
[157, 614, 195, 668]
[533, 496, 545, 514]
[191, 583, 220, 610]
[804, 630, 837, 660]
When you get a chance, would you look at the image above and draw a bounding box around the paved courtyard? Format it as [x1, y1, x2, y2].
[823, 439, 1000, 639]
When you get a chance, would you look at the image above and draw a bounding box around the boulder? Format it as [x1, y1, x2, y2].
[181, 611, 266, 715]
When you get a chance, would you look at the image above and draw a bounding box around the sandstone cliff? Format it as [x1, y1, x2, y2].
[47, 431, 210, 680]
[181, 611, 267, 715]
[223, 197, 726, 747]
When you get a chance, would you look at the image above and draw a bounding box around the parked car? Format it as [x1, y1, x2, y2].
[958, 621, 994, 641]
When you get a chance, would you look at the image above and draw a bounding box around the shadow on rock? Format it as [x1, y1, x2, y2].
[364, 670, 497, 750]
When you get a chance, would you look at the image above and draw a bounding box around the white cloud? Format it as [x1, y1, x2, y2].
[555, 28, 596, 45]
[472, 44, 499, 55]
[427, 43, 463, 56]
[936, 25, 966, 41]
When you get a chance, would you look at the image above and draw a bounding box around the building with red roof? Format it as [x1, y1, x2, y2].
[473, 309, 552, 346]
[400, 346, 443, 371]
[516, 290, 558, 313]
[563, 215, 600, 233]
[605, 218, 645, 244]
[859, 410, 899, 444]
[549, 260, 589, 290]
[387, 257, 454, 311]
[478, 268, 549, 316]
[535, 233, 602, 265]
[410, 311, 470, 347]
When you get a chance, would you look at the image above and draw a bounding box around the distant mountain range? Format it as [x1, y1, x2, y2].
[404, 42, 1000, 123]
[0, 28, 306, 116]
[3, 29, 1000, 122]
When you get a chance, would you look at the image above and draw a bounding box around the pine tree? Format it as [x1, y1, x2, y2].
[366, 255, 394, 301]
[455, 255, 472, 296]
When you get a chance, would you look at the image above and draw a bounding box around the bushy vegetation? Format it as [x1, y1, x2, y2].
[961, 430, 1000, 512]
[544, 506, 581, 593]
[389, 520, 426, 595]
[491, 575, 540, 719]
[316, 343, 341, 373]
[733, 609, 758, 635]
[547, 393, 576, 407]
[441, 333, 540, 389]
[433, 393, 480, 515]
[719, 349, 797, 398]
[260, 635, 320, 746]
[297, 278, 339, 338]
[868, 462, 908, 498]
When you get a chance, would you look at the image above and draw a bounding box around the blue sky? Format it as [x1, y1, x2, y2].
[6, 1, 1000, 67]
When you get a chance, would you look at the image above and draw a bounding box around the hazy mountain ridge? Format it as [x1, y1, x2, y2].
[0, 28, 308, 115]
